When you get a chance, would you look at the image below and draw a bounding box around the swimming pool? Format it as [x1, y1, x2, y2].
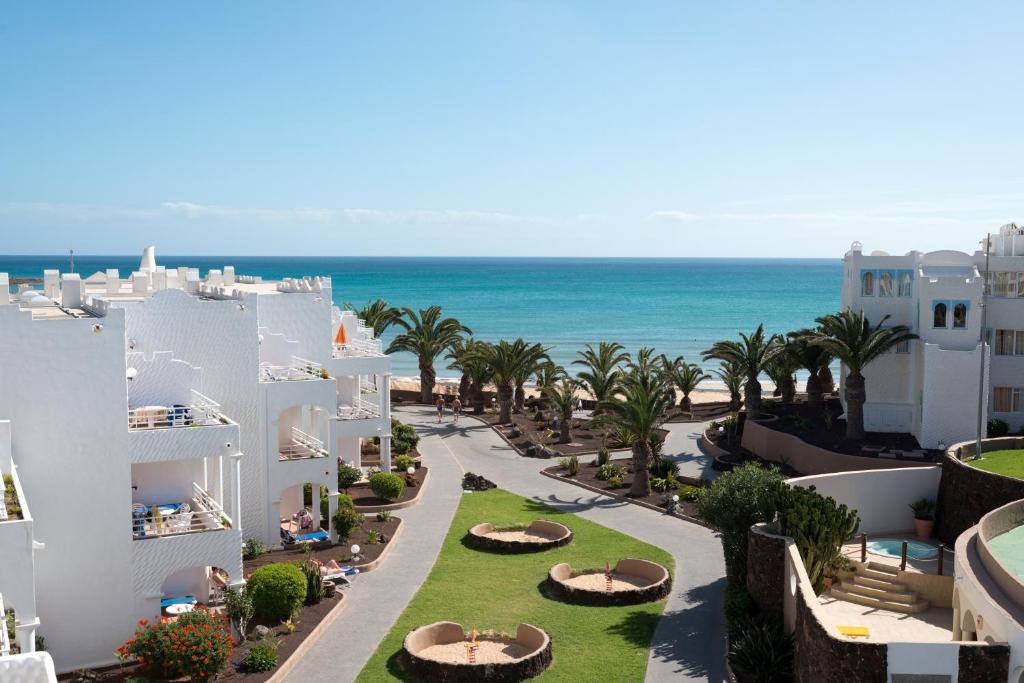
[866, 538, 939, 561]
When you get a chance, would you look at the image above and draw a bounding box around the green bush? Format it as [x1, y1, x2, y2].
[241, 644, 278, 673]
[332, 506, 362, 542]
[678, 485, 700, 502]
[376, 510, 391, 522]
[988, 418, 1010, 437]
[116, 608, 233, 680]
[338, 463, 363, 491]
[596, 463, 627, 481]
[559, 455, 580, 476]
[596, 446, 610, 466]
[607, 474, 624, 488]
[728, 615, 794, 683]
[300, 557, 325, 606]
[392, 420, 420, 455]
[338, 493, 354, 510]
[649, 455, 678, 479]
[243, 537, 268, 560]
[773, 484, 860, 594]
[651, 475, 678, 493]
[723, 584, 755, 636]
[393, 438, 411, 455]
[247, 564, 307, 623]
[369, 472, 405, 501]
[696, 463, 785, 585]
[224, 587, 255, 640]
[393, 454, 416, 472]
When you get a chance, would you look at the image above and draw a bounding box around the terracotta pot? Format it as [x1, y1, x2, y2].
[913, 517, 935, 540]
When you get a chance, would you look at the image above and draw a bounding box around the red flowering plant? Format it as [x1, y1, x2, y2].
[116, 608, 233, 680]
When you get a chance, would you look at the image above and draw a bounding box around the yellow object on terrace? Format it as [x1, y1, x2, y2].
[838, 625, 869, 638]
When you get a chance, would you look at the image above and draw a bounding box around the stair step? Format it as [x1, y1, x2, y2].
[857, 567, 907, 584]
[829, 587, 930, 614]
[839, 580, 919, 604]
[852, 575, 908, 592]
[865, 561, 900, 575]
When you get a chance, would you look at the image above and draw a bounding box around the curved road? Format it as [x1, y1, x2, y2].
[284, 406, 727, 683]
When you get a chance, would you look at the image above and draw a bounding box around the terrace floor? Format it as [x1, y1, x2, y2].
[816, 594, 954, 643]
[839, 531, 954, 576]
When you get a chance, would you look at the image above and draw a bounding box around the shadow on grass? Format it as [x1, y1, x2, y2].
[605, 609, 662, 649]
[384, 648, 417, 682]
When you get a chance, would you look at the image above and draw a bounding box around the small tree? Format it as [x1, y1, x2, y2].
[223, 587, 255, 642]
[544, 377, 579, 444]
[772, 485, 860, 594]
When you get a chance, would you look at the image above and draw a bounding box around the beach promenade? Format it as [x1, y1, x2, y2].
[285, 406, 727, 683]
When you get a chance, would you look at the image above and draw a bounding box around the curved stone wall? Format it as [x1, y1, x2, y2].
[403, 621, 552, 682]
[976, 499, 1024, 611]
[467, 520, 573, 553]
[936, 440, 1024, 545]
[546, 559, 671, 606]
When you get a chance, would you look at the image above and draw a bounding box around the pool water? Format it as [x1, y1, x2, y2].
[987, 526, 1024, 580]
[866, 538, 939, 561]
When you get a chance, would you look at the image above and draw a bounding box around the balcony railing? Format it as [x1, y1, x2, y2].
[333, 337, 385, 358]
[131, 482, 232, 540]
[260, 356, 326, 382]
[128, 390, 227, 430]
[279, 426, 329, 461]
[337, 397, 381, 420]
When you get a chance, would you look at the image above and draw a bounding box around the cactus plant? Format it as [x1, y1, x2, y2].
[774, 485, 860, 594]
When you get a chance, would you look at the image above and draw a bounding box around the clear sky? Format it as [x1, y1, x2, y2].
[2, 2, 1022, 257]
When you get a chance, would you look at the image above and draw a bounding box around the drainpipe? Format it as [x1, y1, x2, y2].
[975, 233, 991, 460]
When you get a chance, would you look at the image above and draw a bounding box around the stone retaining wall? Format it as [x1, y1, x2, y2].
[746, 526, 787, 616]
[792, 587, 887, 683]
[937, 445, 1024, 546]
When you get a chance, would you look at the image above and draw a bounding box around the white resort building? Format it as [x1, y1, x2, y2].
[841, 223, 1024, 449]
[0, 248, 391, 673]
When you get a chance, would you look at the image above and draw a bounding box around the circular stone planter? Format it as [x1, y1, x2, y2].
[467, 520, 573, 553]
[403, 621, 552, 682]
[547, 558, 671, 606]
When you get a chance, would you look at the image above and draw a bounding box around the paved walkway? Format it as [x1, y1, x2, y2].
[662, 419, 719, 481]
[286, 407, 728, 683]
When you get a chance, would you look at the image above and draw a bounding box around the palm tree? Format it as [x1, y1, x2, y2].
[544, 377, 580, 444]
[344, 298, 401, 338]
[474, 340, 529, 423]
[661, 355, 709, 412]
[387, 306, 471, 404]
[787, 329, 833, 410]
[595, 366, 674, 498]
[534, 361, 564, 395]
[446, 337, 476, 403]
[509, 339, 550, 414]
[703, 325, 784, 420]
[459, 340, 495, 415]
[574, 342, 629, 409]
[626, 346, 659, 375]
[715, 361, 744, 411]
[808, 310, 918, 441]
[764, 341, 799, 406]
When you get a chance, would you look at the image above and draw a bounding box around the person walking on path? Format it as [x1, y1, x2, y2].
[452, 397, 463, 423]
[435, 395, 446, 423]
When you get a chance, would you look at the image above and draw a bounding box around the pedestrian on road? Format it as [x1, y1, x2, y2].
[436, 395, 445, 423]
[452, 397, 463, 423]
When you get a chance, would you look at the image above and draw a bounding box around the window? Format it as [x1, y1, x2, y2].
[996, 329, 1015, 355]
[896, 339, 910, 354]
[990, 272, 1017, 297]
[933, 302, 947, 328]
[993, 387, 1022, 413]
[879, 271, 894, 297]
[953, 303, 968, 329]
[1017, 331, 1024, 355]
[898, 271, 913, 297]
[861, 271, 875, 296]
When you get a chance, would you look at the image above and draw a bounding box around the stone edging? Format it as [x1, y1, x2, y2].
[538, 468, 713, 530]
[352, 515, 405, 573]
[352, 467, 431, 513]
[466, 521, 573, 553]
[402, 622, 553, 683]
[700, 430, 730, 457]
[266, 592, 348, 683]
[546, 562, 672, 606]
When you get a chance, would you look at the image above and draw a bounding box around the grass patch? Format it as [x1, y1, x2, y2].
[967, 450, 1024, 479]
[355, 488, 674, 682]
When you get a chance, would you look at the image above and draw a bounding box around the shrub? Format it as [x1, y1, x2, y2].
[392, 420, 420, 455]
[376, 510, 391, 522]
[300, 557, 325, 606]
[773, 484, 860, 594]
[651, 475, 679, 493]
[988, 418, 1010, 438]
[243, 537, 268, 560]
[596, 445, 610, 466]
[559, 455, 580, 476]
[393, 454, 416, 472]
[393, 438, 411, 455]
[332, 506, 362, 542]
[247, 564, 307, 623]
[369, 472, 404, 501]
[338, 463, 362, 491]
[728, 615, 793, 683]
[241, 643, 279, 673]
[678, 485, 700, 502]
[909, 497, 937, 521]
[338, 493, 354, 509]
[116, 609, 233, 681]
[649, 455, 678, 479]
[607, 474, 624, 488]
[696, 463, 785, 585]
[224, 587, 254, 641]
[596, 463, 626, 481]
[366, 529, 382, 544]
[723, 584, 755, 637]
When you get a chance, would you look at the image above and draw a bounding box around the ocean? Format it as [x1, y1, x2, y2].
[0, 255, 842, 382]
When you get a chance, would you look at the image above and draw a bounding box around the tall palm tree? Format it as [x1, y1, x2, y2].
[534, 361, 564, 395]
[387, 306, 471, 404]
[574, 342, 629, 409]
[544, 377, 580, 444]
[808, 310, 918, 441]
[764, 341, 800, 406]
[344, 298, 401, 338]
[787, 329, 833, 410]
[446, 337, 476, 403]
[703, 325, 784, 420]
[661, 355, 709, 411]
[595, 366, 674, 498]
[474, 340, 528, 423]
[715, 360, 744, 411]
[458, 339, 495, 415]
[509, 339, 550, 414]
[626, 346, 659, 375]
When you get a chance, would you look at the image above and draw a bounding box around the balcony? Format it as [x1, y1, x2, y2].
[278, 427, 328, 461]
[333, 335, 384, 359]
[131, 483, 232, 540]
[128, 390, 228, 430]
[260, 356, 327, 382]
[337, 397, 381, 420]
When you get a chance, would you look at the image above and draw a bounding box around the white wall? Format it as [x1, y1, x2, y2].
[921, 342, 988, 449]
[789, 466, 941, 534]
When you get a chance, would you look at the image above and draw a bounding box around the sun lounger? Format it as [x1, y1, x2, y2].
[837, 625, 869, 638]
[282, 529, 330, 544]
[160, 596, 197, 608]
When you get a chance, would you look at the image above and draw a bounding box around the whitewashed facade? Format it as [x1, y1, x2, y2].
[0, 250, 390, 672]
[840, 224, 1024, 448]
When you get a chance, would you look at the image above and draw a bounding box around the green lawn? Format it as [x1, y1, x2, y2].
[355, 488, 674, 683]
[968, 449, 1024, 479]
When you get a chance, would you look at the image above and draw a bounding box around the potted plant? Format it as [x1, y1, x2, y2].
[909, 498, 937, 540]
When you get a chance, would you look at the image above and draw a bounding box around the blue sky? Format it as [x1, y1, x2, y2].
[1, 2, 1022, 257]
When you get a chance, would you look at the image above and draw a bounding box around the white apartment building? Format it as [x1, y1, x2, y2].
[0, 248, 391, 673]
[840, 223, 1024, 448]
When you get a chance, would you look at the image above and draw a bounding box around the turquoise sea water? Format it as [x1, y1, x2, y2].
[0, 256, 841, 380]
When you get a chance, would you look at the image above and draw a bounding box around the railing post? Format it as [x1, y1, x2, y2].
[900, 540, 908, 571]
[860, 533, 867, 563]
[938, 543, 945, 576]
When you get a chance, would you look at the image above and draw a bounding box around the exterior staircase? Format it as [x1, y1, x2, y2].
[829, 562, 931, 614]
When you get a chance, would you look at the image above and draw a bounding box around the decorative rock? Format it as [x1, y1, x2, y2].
[462, 472, 496, 491]
[254, 625, 272, 639]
